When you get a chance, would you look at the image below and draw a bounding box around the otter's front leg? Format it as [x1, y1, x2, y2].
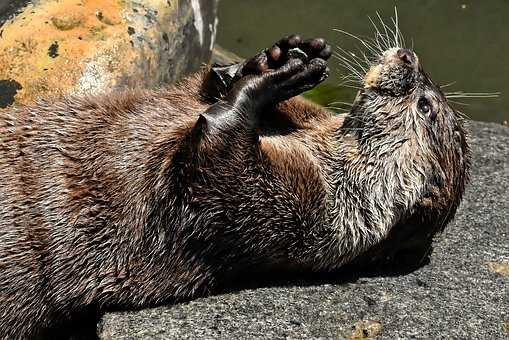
[201, 35, 332, 101]
[200, 55, 328, 137]
[175, 50, 329, 183]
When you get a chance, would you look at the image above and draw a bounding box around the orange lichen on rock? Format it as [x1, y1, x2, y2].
[487, 262, 509, 277]
[0, 0, 131, 104]
[0, 0, 216, 108]
[348, 320, 383, 340]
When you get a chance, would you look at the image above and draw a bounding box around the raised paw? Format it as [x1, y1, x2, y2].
[226, 54, 328, 112]
[205, 35, 331, 101]
[266, 57, 329, 101]
[241, 34, 332, 76]
[233, 35, 331, 107]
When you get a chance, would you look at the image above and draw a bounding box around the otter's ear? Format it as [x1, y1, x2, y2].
[201, 63, 243, 101]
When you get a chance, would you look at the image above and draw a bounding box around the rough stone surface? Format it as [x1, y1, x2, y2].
[211, 44, 243, 65]
[0, 0, 218, 108]
[98, 121, 508, 339]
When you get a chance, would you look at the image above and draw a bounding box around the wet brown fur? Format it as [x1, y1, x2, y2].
[0, 68, 342, 338]
[0, 54, 469, 338]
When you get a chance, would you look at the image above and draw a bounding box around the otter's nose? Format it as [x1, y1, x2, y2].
[396, 48, 417, 68]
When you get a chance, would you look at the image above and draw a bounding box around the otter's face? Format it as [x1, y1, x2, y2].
[348, 46, 469, 171]
[343, 46, 470, 242]
[358, 46, 469, 186]
[352, 47, 465, 135]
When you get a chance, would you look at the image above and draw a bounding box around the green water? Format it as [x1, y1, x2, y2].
[217, 0, 509, 123]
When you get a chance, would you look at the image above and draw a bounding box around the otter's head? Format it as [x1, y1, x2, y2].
[336, 40, 471, 269]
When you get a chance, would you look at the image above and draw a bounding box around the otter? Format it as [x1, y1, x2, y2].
[0, 32, 469, 339]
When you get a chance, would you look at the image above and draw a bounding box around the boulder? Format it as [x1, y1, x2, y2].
[0, 0, 218, 108]
[98, 121, 509, 339]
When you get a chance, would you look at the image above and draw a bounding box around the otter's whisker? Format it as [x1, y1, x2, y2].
[376, 11, 394, 48]
[339, 50, 368, 74]
[326, 106, 350, 112]
[333, 49, 358, 66]
[392, 7, 406, 48]
[333, 54, 364, 81]
[440, 81, 457, 89]
[333, 55, 362, 74]
[358, 50, 372, 67]
[334, 66, 362, 82]
[336, 79, 360, 88]
[337, 77, 360, 86]
[329, 101, 354, 107]
[339, 79, 361, 89]
[445, 91, 500, 98]
[392, 8, 400, 47]
[327, 106, 352, 112]
[336, 82, 362, 90]
[335, 46, 369, 73]
[367, 15, 388, 53]
[334, 65, 362, 88]
[370, 14, 391, 51]
[339, 73, 360, 81]
[447, 99, 470, 106]
[382, 17, 398, 48]
[333, 29, 380, 57]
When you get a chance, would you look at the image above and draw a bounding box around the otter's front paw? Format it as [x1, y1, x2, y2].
[227, 53, 328, 110]
[241, 34, 332, 76]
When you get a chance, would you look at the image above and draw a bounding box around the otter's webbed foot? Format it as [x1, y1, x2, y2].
[205, 34, 332, 100]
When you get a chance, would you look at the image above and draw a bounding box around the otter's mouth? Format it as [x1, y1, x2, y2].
[363, 48, 420, 97]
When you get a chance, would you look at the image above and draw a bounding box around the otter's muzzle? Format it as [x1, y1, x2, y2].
[388, 48, 419, 70]
[364, 48, 419, 91]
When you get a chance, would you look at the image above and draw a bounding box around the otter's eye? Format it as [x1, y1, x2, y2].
[417, 97, 431, 114]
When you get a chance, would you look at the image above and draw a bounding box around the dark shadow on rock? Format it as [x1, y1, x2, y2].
[0, 79, 22, 108]
[37, 306, 101, 340]
[216, 237, 434, 297]
[0, 0, 31, 26]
